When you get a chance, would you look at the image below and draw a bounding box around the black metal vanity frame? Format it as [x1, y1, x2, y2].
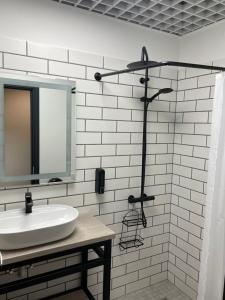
[0, 239, 112, 300]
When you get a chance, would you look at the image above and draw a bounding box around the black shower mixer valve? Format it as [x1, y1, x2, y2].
[128, 194, 155, 204]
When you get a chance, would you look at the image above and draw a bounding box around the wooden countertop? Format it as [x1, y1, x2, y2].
[0, 213, 115, 266]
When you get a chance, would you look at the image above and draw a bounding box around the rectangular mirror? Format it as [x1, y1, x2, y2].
[0, 73, 76, 186]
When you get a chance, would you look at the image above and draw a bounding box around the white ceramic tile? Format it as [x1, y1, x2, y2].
[68, 181, 95, 195]
[86, 94, 117, 108]
[169, 243, 187, 262]
[119, 73, 142, 86]
[28, 42, 67, 61]
[132, 110, 157, 122]
[87, 66, 118, 83]
[103, 108, 131, 121]
[188, 233, 202, 249]
[183, 111, 208, 123]
[49, 194, 83, 207]
[103, 82, 132, 97]
[49, 61, 85, 78]
[150, 77, 171, 90]
[168, 262, 186, 282]
[105, 178, 129, 191]
[112, 271, 138, 289]
[174, 144, 193, 156]
[69, 49, 103, 68]
[181, 156, 205, 170]
[175, 277, 197, 299]
[179, 177, 203, 193]
[179, 197, 202, 215]
[196, 99, 213, 111]
[198, 74, 215, 87]
[118, 97, 142, 110]
[192, 169, 208, 182]
[176, 100, 196, 112]
[117, 121, 143, 133]
[4, 53, 47, 73]
[177, 238, 200, 259]
[102, 133, 130, 144]
[86, 145, 116, 156]
[29, 184, 67, 199]
[116, 166, 141, 178]
[0, 188, 27, 204]
[178, 218, 201, 237]
[117, 144, 142, 155]
[0, 36, 26, 54]
[86, 120, 116, 132]
[139, 264, 161, 280]
[171, 204, 189, 220]
[102, 156, 130, 168]
[76, 106, 102, 119]
[178, 77, 198, 91]
[76, 157, 100, 170]
[189, 213, 204, 227]
[173, 164, 191, 178]
[76, 78, 102, 93]
[185, 87, 210, 100]
[76, 132, 101, 145]
[104, 56, 129, 71]
[175, 123, 195, 134]
[170, 224, 188, 241]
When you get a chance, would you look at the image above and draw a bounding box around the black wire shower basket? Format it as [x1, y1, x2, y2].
[119, 209, 144, 250]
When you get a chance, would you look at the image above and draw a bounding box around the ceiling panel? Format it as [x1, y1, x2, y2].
[52, 0, 225, 36]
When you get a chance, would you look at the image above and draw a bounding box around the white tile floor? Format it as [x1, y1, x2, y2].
[117, 280, 191, 300]
[53, 280, 191, 300]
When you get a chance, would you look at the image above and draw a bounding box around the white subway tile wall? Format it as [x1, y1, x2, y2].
[0, 38, 176, 300]
[169, 67, 215, 299]
[0, 37, 217, 300]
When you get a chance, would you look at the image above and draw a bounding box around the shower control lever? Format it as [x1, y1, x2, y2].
[128, 194, 155, 204]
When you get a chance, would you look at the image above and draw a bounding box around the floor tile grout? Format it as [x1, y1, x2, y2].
[116, 280, 191, 300]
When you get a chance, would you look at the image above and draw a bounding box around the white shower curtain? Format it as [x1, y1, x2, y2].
[198, 73, 225, 300]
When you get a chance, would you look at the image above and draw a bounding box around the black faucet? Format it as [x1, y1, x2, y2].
[25, 192, 33, 214]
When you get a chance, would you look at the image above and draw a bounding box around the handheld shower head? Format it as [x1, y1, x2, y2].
[159, 88, 173, 94]
[148, 88, 173, 103]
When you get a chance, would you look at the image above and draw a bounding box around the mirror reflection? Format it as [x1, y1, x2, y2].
[3, 84, 70, 184]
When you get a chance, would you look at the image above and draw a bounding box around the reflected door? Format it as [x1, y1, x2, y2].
[4, 87, 39, 184]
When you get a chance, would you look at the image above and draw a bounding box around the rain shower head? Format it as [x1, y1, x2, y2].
[127, 60, 158, 69]
[127, 46, 159, 70]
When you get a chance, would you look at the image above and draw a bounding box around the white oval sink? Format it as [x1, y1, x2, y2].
[0, 205, 79, 250]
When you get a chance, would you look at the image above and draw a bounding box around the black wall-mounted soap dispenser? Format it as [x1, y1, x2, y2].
[95, 168, 105, 194]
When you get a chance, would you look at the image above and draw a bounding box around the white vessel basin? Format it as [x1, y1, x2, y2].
[0, 205, 79, 250]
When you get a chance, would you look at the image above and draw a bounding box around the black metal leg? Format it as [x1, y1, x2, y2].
[0, 240, 113, 300]
[81, 249, 88, 290]
[223, 278, 225, 300]
[103, 240, 112, 300]
[81, 249, 96, 300]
